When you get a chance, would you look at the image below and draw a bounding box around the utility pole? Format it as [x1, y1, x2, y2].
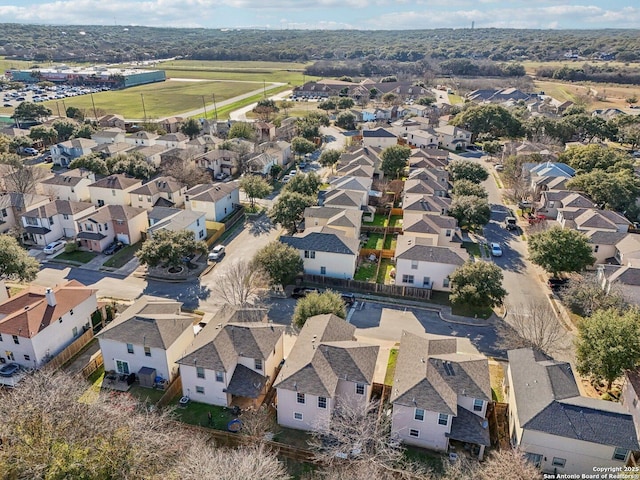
[90, 92, 98, 121]
[212, 93, 218, 122]
[55, 101, 61, 118]
[263, 80, 266, 98]
[201, 95, 208, 119]
[140, 93, 147, 123]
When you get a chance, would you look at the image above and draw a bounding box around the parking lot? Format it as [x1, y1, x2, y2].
[3, 83, 114, 108]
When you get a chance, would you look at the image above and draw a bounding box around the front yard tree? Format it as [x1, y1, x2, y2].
[319, 149, 341, 171]
[566, 170, 640, 213]
[136, 229, 208, 268]
[380, 144, 411, 179]
[482, 140, 502, 158]
[269, 164, 282, 182]
[449, 261, 507, 308]
[52, 120, 78, 142]
[212, 259, 268, 306]
[561, 274, 627, 316]
[291, 136, 316, 158]
[0, 234, 40, 282]
[449, 195, 491, 229]
[452, 179, 488, 198]
[335, 111, 356, 130]
[69, 153, 109, 175]
[337, 97, 355, 109]
[284, 171, 321, 196]
[529, 226, 595, 277]
[0, 156, 52, 195]
[240, 174, 272, 208]
[106, 152, 157, 180]
[497, 301, 565, 355]
[450, 104, 522, 139]
[228, 122, 255, 141]
[180, 118, 201, 139]
[12, 101, 51, 124]
[269, 191, 315, 234]
[448, 159, 489, 183]
[293, 290, 346, 328]
[252, 241, 303, 287]
[576, 308, 640, 390]
[29, 125, 58, 147]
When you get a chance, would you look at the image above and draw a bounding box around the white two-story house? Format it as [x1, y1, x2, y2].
[274, 314, 379, 431]
[39, 168, 95, 202]
[21, 200, 95, 246]
[88, 174, 143, 207]
[50, 138, 97, 167]
[97, 296, 196, 383]
[185, 181, 240, 222]
[130, 176, 187, 210]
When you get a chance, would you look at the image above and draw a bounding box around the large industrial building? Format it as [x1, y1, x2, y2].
[6, 66, 165, 88]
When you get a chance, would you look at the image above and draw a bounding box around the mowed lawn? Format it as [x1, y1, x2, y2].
[42, 79, 262, 119]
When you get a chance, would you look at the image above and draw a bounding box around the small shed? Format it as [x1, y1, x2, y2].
[138, 367, 156, 388]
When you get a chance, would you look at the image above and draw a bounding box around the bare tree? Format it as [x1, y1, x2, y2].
[1, 156, 52, 194]
[498, 300, 565, 355]
[443, 447, 542, 480]
[212, 259, 268, 306]
[172, 443, 289, 480]
[560, 273, 627, 316]
[309, 399, 428, 479]
[239, 405, 280, 444]
[161, 157, 210, 189]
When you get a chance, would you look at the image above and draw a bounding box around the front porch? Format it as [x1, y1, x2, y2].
[225, 364, 270, 410]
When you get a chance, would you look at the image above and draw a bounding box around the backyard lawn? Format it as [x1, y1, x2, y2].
[383, 234, 397, 250]
[171, 399, 236, 430]
[102, 243, 141, 269]
[489, 361, 505, 402]
[367, 213, 388, 227]
[128, 385, 166, 406]
[354, 261, 377, 282]
[384, 348, 399, 386]
[274, 426, 312, 449]
[389, 215, 403, 227]
[55, 250, 97, 264]
[377, 259, 395, 285]
[364, 233, 384, 250]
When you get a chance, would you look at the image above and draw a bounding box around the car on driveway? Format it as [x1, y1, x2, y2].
[341, 293, 356, 306]
[291, 287, 320, 298]
[103, 241, 124, 255]
[23, 147, 39, 156]
[548, 277, 569, 291]
[208, 245, 225, 261]
[43, 240, 66, 254]
[504, 216, 518, 230]
[490, 242, 503, 257]
[0, 363, 20, 377]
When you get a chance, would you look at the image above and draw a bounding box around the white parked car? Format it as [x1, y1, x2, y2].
[43, 241, 66, 255]
[490, 242, 503, 257]
[208, 245, 225, 261]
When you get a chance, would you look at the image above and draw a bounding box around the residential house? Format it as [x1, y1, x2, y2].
[254, 122, 276, 143]
[621, 369, 640, 435]
[537, 190, 593, 220]
[407, 129, 439, 149]
[526, 161, 575, 180]
[246, 153, 277, 176]
[39, 168, 95, 202]
[402, 214, 458, 246]
[559, 208, 630, 233]
[394, 235, 468, 291]
[531, 176, 570, 199]
[362, 128, 397, 148]
[92, 142, 135, 158]
[402, 194, 452, 217]
[196, 149, 240, 178]
[405, 104, 430, 118]
[0, 280, 98, 369]
[130, 176, 186, 210]
[467, 88, 531, 103]
[433, 125, 472, 150]
[260, 141, 292, 167]
[156, 132, 188, 149]
[304, 206, 362, 239]
[50, 138, 98, 167]
[178, 314, 285, 407]
[335, 164, 376, 180]
[76, 204, 147, 252]
[326, 177, 372, 208]
[361, 108, 377, 122]
[0, 192, 50, 235]
[131, 144, 167, 167]
[97, 114, 126, 130]
[613, 233, 640, 266]
[390, 331, 491, 459]
[322, 189, 365, 211]
[158, 116, 184, 134]
[88, 174, 143, 207]
[274, 314, 379, 431]
[585, 231, 629, 264]
[125, 131, 158, 147]
[147, 209, 207, 242]
[185, 181, 240, 222]
[597, 264, 640, 306]
[91, 128, 126, 145]
[506, 348, 639, 474]
[280, 226, 360, 279]
[409, 149, 449, 170]
[97, 296, 196, 383]
[21, 200, 95, 246]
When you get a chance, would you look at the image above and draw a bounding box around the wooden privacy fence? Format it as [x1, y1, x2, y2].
[360, 248, 395, 260]
[304, 274, 432, 300]
[157, 376, 183, 408]
[80, 352, 103, 379]
[487, 402, 510, 450]
[45, 328, 94, 372]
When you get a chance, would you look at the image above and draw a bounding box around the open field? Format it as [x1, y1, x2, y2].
[533, 79, 640, 110]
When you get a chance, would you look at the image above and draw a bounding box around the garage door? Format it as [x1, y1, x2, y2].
[116, 233, 130, 245]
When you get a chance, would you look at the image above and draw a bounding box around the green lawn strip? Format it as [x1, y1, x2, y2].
[55, 250, 97, 264]
[364, 233, 384, 249]
[451, 303, 493, 320]
[383, 234, 397, 250]
[102, 243, 142, 269]
[489, 362, 505, 403]
[389, 215, 403, 227]
[428, 291, 451, 306]
[128, 385, 167, 406]
[461, 241, 481, 258]
[217, 217, 246, 243]
[367, 213, 388, 227]
[354, 261, 377, 282]
[377, 259, 395, 284]
[172, 399, 236, 430]
[384, 348, 399, 386]
[156, 59, 311, 71]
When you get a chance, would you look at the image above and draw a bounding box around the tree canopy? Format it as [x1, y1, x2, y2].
[449, 195, 491, 229]
[576, 308, 640, 390]
[0, 234, 40, 282]
[335, 111, 356, 130]
[12, 101, 51, 124]
[228, 122, 255, 141]
[69, 153, 109, 175]
[240, 174, 272, 208]
[293, 290, 347, 328]
[528, 227, 595, 277]
[284, 171, 321, 196]
[380, 144, 411, 178]
[291, 136, 316, 157]
[319, 149, 341, 170]
[558, 144, 633, 174]
[252, 241, 303, 287]
[449, 261, 507, 308]
[180, 118, 201, 139]
[451, 179, 488, 198]
[269, 191, 315, 234]
[136, 229, 208, 268]
[450, 104, 522, 139]
[448, 159, 489, 183]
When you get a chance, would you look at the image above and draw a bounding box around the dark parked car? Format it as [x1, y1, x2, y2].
[103, 241, 124, 255]
[291, 287, 320, 299]
[0, 363, 20, 377]
[548, 278, 569, 291]
[341, 293, 356, 306]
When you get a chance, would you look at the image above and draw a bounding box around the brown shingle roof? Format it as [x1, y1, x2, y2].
[89, 174, 141, 191]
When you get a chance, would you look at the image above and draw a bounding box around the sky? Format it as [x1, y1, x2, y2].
[0, 0, 638, 30]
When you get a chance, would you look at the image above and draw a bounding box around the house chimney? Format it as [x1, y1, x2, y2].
[45, 288, 56, 307]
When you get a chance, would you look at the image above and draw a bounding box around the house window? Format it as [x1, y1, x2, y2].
[0, 333, 2, 341]
[318, 396, 327, 409]
[297, 392, 305, 404]
[409, 429, 420, 438]
[215, 371, 224, 382]
[12, 335, 19, 345]
[104, 223, 108, 230]
[402, 275, 414, 284]
[594, 245, 599, 252]
[411, 260, 418, 270]
[115, 360, 130, 374]
[98, 200, 105, 207]
[634, 397, 638, 408]
[24, 354, 30, 361]
[437, 414, 448, 426]
[127, 343, 134, 354]
[613, 447, 629, 461]
[112, 189, 116, 196]
[195, 386, 205, 394]
[0, 208, 6, 217]
[355, 383, 365, 395]
[304, 250, 316, 259]
[445, 229, 452, 237]
[524, 452, 542, 468]
[552, 457, 566, 468]
[144, 347, 151, 357]
[320, 266, 326, 275]
[70, 309, 74, 315]
[138, 195, 143, 202]
[72, 327, 78, 337]
[254, 359, 263, 371]
[414, 408, 425, 421]
[199, 230, 205, 239]
[63, 214, 69, 220]
[443, 277, 450, 288]
[294, 412, 303, 421]
[423, 276, 430, 287]
[196, 219, 200, 226]
[6, 351, 14, 361]
[473, 399, 483, 412]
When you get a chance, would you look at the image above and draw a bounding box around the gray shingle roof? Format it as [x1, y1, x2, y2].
[362, 128, 396, 138]
[586, 231, 628, 246]
[226, 364, 268, 398]
[280, 229, 360, 255]
[507, 348, 638, 450]
[395, 238, 466, 265]
[391, 331, 490, 416]
[323, 189, 362, 208]
[97, 296, 194, 350]
[185, 181, 239, 203]
[448, 405, 491, 446]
